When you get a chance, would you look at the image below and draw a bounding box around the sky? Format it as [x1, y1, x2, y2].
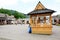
[0, 0, 60, 16]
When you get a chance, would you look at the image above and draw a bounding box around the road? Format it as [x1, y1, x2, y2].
[0, 24, 60, 40]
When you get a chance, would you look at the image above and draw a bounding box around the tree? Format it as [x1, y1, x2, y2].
[0, 8, 26, 19]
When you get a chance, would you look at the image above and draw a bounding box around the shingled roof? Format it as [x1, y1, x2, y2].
[28, 1, 55, 15]
[28, 8, 55, 15]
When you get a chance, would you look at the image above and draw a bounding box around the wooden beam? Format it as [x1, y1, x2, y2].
[31, 13, 51, 16]
[50, 15, 52, 25]
[30, 15, 32, 24]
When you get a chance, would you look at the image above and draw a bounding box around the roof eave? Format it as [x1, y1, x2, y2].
[28, 11, 55, 15]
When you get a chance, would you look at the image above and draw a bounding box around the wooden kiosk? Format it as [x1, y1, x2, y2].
[28, 1, 55, 34]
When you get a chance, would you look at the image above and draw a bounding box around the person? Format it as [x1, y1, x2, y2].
[28, 23, 31, 33]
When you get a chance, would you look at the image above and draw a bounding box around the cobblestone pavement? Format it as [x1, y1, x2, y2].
[0, 24, 60, 40]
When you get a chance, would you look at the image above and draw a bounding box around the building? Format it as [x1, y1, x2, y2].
[0, 13, 16, 25]
[52, 15, 60, 25]
[6, 15, 16, 24]
[17, 18, 29, 24]
[0, 13, 7, 25]
[28, 1, 55, 34]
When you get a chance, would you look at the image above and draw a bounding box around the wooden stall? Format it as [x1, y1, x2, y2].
[28, 1, 55, 34]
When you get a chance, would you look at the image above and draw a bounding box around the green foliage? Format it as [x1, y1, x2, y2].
[0, 8, 26, 19]
[57, 24, 60, 26]
[57, 15, 60, 18]
[13, 11, 26, 19]
[0, 8, 11, 15]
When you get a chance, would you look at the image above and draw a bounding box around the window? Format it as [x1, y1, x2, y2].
[32, 16, 36, 24]
[40, 16, 44, 24]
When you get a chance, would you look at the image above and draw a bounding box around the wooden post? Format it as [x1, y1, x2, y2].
[34, 16, 37, 24]
[50, 15, 52, 25]
[1, 20, 2, 24]
[36, 16, 38, 25]
[30, 15, 32, 25]
[34, 17, 35, 24]
[4, 20, 7, 25]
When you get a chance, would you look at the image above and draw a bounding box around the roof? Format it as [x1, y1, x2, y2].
[0, 17, 6, 20]
[0, 13, 6, 17]
[28, 1, 55, 15]
[7, 15, 15, 20]
[0, 13, 15, 20]
[52, 15, 60, 19]
[28, 8, 55, 15]
[35, 1, 45, 10]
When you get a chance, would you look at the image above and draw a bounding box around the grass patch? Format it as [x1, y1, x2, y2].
[57, 24, 60, 26]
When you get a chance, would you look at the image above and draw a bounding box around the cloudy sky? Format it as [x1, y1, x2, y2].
[0, 0, 60, 16]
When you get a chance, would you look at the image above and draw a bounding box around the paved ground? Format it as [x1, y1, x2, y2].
[0, 24, 60, 40]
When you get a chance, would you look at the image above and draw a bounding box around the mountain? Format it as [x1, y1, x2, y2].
[0, 8, 26, 19]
